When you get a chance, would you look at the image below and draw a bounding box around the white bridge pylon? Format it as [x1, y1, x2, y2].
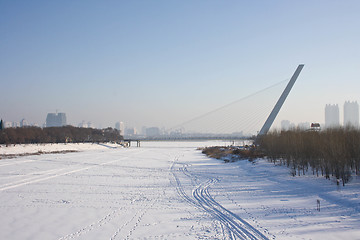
[257, 64, 305, 137]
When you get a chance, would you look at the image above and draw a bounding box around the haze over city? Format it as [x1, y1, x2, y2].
[1, 1, 360, 131]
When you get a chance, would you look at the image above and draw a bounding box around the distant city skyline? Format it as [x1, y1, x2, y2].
[3, 98, 360, 135]
[1, 1, 360, 130]
[324, 101, 359, 128]
[3, 98, 360, 133]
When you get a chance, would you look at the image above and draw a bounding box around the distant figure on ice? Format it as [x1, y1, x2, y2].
[317, 199, 321, 212]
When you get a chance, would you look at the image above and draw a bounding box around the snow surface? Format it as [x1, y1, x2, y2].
[0, 141, 359, 240]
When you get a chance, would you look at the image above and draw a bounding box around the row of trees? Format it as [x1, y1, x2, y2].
[0, 126, 123, 144]
[258, 128, 360, 186]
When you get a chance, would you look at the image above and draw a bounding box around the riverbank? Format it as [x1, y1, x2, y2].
[0, 142, 122, 159]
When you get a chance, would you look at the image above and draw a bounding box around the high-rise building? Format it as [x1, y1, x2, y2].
[125, 127, 137, 136]
[146, 127, 161, 137]
[344, 101, 359, 128]
[58, 113, 66, 126]
[46, 112, 67, 127]
[4, 121, 13, 128]
[325, 104, 339, 128]
[141, 126, 147, 136]
[115, 122, 125, 136]
[20, 118, 29, 127]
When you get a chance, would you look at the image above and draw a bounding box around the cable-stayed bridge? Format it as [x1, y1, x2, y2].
[130, 65, 304, 142]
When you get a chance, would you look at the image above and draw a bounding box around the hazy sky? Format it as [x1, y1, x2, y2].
[1, 1, 360, 130]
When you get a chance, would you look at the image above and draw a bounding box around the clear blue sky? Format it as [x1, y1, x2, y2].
[1, 1, 360, 130]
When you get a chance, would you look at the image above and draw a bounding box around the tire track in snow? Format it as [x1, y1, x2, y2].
[171, 158, 232, 239]
[192, 178, 269, 240]
[170, 159, 200, 208]
[0, 150, 148, 192]
[183, 164, 268, 239]
[171, 156, 268, 240]
[0, 167, 68, 180]
[0, 166, 91, 191]
[0, 159, 38, 167]
[0, 167, 68, 190]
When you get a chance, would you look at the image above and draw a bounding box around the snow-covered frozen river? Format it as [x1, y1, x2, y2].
[0, 141, 359, 240]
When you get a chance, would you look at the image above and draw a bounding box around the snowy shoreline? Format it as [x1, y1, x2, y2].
[0, 149, 78, 159]
[0, 142, 122, 157]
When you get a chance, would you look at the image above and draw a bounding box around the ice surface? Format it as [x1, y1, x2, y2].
[0, 141, 359, 239]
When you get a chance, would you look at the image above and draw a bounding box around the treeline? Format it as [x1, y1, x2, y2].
[258, 128, 360, 186]
[201, 146, 264, 162]
[0, 126, 123, 144]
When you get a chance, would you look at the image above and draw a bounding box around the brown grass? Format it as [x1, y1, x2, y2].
[200, 146, 264, 162]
